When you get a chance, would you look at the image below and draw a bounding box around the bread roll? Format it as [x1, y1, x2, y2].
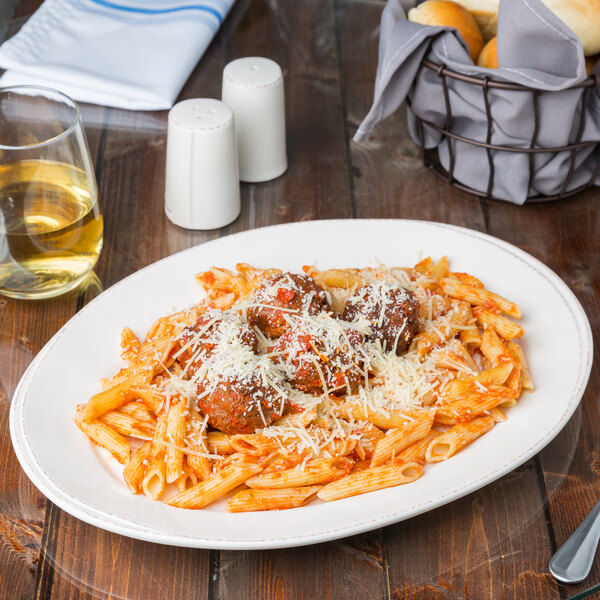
[408, 1, 485, 62]
[541, 0, 600, 56]
[477, 36, 498, 68]
[451, 0, 600, 56]
[444, 0, 498, 41]
[586, 55, 598, 75]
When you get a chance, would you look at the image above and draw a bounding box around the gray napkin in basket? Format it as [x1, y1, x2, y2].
[355, 0, 600, 204]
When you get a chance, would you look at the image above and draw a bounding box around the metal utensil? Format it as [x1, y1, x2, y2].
[550, 499, 600, 583]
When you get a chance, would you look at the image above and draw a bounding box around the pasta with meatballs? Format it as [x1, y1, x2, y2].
[75, 257, 532, 512]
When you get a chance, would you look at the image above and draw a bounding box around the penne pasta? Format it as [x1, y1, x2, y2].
[415, 302, 471, 357]
[431, 349, 476, 374]
[83, 371, 152, 421]
[370, 411, 435, 467]
[165, 400, 187, 484]
[439, 278, 521, 319]
[120, 326, 142, 361]
[151, 409, 169, 458]
[136, 334, 178, 375]
[460, 326, 482, 348]
[123, 442, 152, 493]
[230, 434, 280, 457]
[175, 466, 198, 493]
[429, 256, 449, 281]
[245, 457, 353, 489]
[261, 451, 307, 473]
[206, 431, 234, 455]
[447, 272, 484, 288]
[311, 268, 363, 290]
[424, 293, 452, 321]
[185, 412, 212, 480]
[318, 462, 423, 501]
[414, 257, 433, 275]
[502, 357, 522, 405]
[226, 486, 321, 512]
[441, 362, 514, 402]
[488, 407, 507, 423]
[75, 409, 131, 464]
[393, 430, 440, 465]
[117, 400, 156, 425]
[507, 341, 534, 390]
[271, 409, 317, 429]
[142, 455, 166, 500]
[426, 415, 495, 462]
[480, 327, 509, 365]
[128, 386, 164, 414]
[336, 401, 419, 431]
[452, 341, 480, 372]
[474, 308, 524, 340]
[435, 385, 514, 424]
[99, 410, 154, 438]
[320, 437, 357, 457]
[165, 462, 263, 509]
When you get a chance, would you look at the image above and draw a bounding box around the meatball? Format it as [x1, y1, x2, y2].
[177, 311, 258, 377]
[197, 375, 285, 434]
[273, 315, 366, 395]
[247, 273, 330, 339]
[342, 283, 420, 356]
[177, 310, 287, 433]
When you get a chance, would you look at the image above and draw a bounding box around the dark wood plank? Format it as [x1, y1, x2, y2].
[0, 0, 40, 55]
[0, 268, 101, 600]
[225, 0, 354, 229]
[10, 0, 40, 20]
[337, 2, 587, 598]
[482, 190, 600, 599]
[209, 1, 372, 598]
[0, 15, 109, 592]
[37, 510, 211, 600]
[29, 1, 250, 596]
[3, 0, 600, 598]
[216, 532, 388, 600]
[0, 0, 18, 43]
[0, 292, 82, 599]
[82, 0, 247, 285]
[338, 0, 485, 228]
[384, 459, 567, 599]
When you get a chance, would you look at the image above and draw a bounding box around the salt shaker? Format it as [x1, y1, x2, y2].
[222, 57, 287, 183]
[164, 98, 240, 230]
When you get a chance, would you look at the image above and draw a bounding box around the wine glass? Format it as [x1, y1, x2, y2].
[0, 85, 103, 299]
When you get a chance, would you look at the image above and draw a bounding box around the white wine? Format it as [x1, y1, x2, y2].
[0, 160, 103, 299]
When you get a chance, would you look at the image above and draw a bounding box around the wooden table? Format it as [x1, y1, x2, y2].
[2, 1, 600, 598]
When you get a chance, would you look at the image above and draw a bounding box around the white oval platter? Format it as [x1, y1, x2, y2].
[9, 219, 593, 549]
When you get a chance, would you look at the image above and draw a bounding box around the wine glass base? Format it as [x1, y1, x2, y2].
[0, 264, 99, 300]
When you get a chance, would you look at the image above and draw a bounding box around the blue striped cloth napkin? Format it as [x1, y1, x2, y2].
[0, 0, 235, 110]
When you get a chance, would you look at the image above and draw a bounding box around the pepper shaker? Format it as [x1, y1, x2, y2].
[164, 98, 240, 230]
[222, 57, 287, 183]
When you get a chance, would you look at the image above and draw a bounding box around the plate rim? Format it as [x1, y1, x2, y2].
[9, 218, 594, 549]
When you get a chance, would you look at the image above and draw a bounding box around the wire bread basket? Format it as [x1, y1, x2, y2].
[406, 59, 600, 202]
